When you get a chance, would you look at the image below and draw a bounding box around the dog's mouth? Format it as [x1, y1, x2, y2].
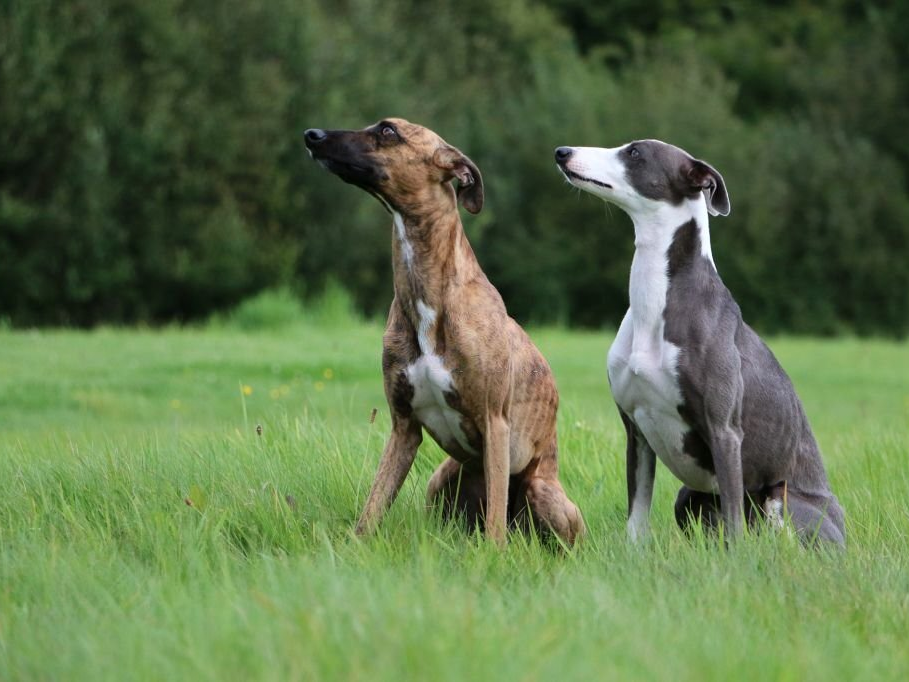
[560, 167, 613, 190]
[313, 154, 385, 190]
[315, 156, 371, 177]
[309, 153, 393, 213]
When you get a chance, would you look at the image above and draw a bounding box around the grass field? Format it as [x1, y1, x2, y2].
[1, 309, 908, 680]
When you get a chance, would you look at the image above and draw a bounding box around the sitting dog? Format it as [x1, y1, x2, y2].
[554, 140, 844, 545]
[304, 118, 584, 545]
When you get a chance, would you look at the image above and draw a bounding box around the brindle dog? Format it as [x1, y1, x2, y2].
[304, 118, 584, 545]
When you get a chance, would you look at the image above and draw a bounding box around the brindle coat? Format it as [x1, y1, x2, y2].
[304, 118, 584, 545]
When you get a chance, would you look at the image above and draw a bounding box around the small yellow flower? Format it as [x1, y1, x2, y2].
[170, 399, 182, 410]
[323, 368, 334, 380]
[279, 384, 290, 396]
[242, 385, 253, 396]
[270, 388, 281, 400]
[314, 381, 325, 392]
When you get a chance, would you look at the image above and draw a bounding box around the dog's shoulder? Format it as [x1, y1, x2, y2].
[665, 266, 741, 351]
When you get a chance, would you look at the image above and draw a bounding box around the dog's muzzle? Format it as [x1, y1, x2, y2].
[554, 146, 613, 190]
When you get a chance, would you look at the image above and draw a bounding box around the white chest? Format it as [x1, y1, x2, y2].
[406, 300, 477, 456]
[608, 317, 717, 492]
[406, 353, 477, 455]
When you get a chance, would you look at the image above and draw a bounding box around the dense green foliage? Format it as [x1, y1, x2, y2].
[1, 317, 908, 678]
[1, 0, 907, 333]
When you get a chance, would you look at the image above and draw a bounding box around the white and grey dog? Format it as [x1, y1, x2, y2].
[555, 140, 844, 546]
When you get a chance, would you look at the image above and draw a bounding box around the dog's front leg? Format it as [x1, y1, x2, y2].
[704, 380, 745, 539]
[483, 414, 510, 546]
[355, 417, 422, 535]
[622, 410, 656, 543]
[709, 424, 745, 539]
[700, 356, 747, 540]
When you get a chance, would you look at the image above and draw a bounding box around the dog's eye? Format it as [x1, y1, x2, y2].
[628, 146, 641, 159]
[380, 125, 397, 137]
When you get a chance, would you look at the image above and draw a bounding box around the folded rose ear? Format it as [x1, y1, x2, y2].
[687, 159, 731, 217]
[433, 145, 485, 214]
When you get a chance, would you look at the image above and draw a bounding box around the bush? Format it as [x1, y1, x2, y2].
[213, 282, 359, 332]
[307, 280, 360, 328]
[217, 289, 306, 332]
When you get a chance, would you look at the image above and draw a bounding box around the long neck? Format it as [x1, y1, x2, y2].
[390, 197, 480, 331]
[628, 199, 713, 354]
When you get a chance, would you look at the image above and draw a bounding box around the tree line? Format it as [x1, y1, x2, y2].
[1, 0, 907, 335]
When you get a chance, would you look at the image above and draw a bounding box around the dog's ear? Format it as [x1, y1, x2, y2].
[433, 145, 485, 214]
[687, 159, 731, 217]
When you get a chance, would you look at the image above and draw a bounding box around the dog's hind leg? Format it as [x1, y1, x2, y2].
[520, 475, 585, 546]
[426, 457, 487, 530]
[674, 486, 721, 533]
[426, 457, 462, 508]
[783, 490, 846, 547]
[515, 438, 585, 546]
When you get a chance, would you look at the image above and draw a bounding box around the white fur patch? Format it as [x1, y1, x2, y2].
[626, 507, 649, 543]
[406, 301, 477, 455]
[415, 299, 436, 356]
[393, 211, 414, 268]
[626, 446, 654, 542]
[764, 497, 785, 529]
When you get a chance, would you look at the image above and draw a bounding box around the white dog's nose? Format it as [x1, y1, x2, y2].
[554, 146, 573, 163]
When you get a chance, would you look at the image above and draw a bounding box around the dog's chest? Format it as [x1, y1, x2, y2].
[609, 315, 717, 492]
[405, 353, 477, 455]
[404, 301, 478, 456]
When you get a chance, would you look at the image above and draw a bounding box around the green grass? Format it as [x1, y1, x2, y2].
[1, 319, 908, 680]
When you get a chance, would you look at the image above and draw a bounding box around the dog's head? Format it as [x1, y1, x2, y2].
[304, 118, 484, 214]
[554, 140, 730, 218]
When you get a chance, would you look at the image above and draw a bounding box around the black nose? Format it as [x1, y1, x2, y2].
[554, 146, 573, 163]
[304, 128, 327, 144]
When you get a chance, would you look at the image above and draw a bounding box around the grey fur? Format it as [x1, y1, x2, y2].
[621, 140, 730, 216]
[665, 218, 844, 544]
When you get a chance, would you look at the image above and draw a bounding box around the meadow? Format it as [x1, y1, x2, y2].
[1, 299, 908, 680]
